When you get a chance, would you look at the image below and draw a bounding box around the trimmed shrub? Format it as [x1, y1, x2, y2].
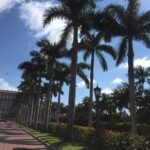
[48, 123, 67, 137]
[103, 122, 131, 132]
[73, 125, 95, 145]
[138, 124, 150, 137]
[103, 122, 150, 137]
[104, 131, 150, 150]
[31, 122, 150, 149]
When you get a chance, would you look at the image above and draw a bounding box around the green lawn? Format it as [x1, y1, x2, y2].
[18, 124, 92, 150]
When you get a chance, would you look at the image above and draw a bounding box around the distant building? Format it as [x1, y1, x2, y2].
[0, 90, 18, 118]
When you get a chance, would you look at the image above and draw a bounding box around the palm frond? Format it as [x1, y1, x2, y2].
[96, 51, 108, 71]
[83, 51, 91, 61]
[77, 68, 89, 88]
[44, 6, 70, 27]
[127, 0, 140, 17]
[96, 44, 117, 60]
[77, 62, 90, 70]
[18, 61, 33, 70]
[116, 37, 127, 66]
[104, 4, 125, 25]
[135, 34, 150, 48]
[139, 11, 150, 25]
[78, 0, 96, 12]
[30, 50, 39, 57]
[59, 22, 73, 47]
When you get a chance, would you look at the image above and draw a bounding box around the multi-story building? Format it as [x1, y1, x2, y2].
[0, 90, 18, 119]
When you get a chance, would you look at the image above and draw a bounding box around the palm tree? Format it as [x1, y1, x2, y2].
[112, 83, 130, 114]
[80, 32, 116, 127]
[75, 96, 90, 125]
[37, 39, 69, 130]
[18, 61, 38, 126]
[44, 0, 95, 139]
[30, 50, 46, 128]
[53, 63, 70, 124]
[134, 66, 150, 95]
[103, 0, 150, 134]
[54, 62, 90, 124]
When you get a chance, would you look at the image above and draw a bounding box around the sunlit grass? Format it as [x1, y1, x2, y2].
[18, 124, 91, 150]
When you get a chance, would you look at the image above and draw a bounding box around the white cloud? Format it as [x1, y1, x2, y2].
[0, 78, 17, 91]
[101, 88, 113, 94]
[119, 57, 150, 69]
[112, 77, 123, 84]
[19, 1, 66, 43]
[0, 0, 24, 13]
[77, 79, 96, 88]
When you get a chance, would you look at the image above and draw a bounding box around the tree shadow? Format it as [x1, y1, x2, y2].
[51, 141, 93, 150]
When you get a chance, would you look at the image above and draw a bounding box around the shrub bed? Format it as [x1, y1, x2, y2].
[103, 122, 150, 137]
[32, 122, 150, 149]
[105, 131, 150, 150]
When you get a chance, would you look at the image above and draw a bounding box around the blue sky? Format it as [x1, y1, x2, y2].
[0, 0, 150, 104]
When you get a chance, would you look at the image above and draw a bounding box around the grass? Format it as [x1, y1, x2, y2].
[17, 124, 92, 150]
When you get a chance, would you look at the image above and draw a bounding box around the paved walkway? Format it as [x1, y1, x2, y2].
[0, 122, 48, 150]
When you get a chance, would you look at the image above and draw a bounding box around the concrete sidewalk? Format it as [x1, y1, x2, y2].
[0, 122, 48, 150]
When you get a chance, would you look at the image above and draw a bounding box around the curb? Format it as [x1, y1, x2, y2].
[20, 126, 57, 150]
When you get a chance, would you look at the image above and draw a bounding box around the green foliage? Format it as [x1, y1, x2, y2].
[73, 125, 95, 145]
[33, 122, 150, 149]
[138, 124, 150, 137]
[103, 122, 131, 132]
[103, 123, 150, 138]
[48, 123, 67, 137]
[105, 131, 150, 150]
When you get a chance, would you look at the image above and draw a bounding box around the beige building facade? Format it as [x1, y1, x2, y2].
[0, 90, 17, 118]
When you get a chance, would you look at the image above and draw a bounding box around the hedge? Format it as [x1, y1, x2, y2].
[32, 122, 150, 149]
[103, 122, 150, 137]
[105, 131, 150, 150]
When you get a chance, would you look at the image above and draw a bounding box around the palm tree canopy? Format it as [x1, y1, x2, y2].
[79, 32, 116, 71]
[134, 66, 150, 84]
[53, 62, 90, 88]
[100, 0, 150, 65]
[44, 0, 96, 45]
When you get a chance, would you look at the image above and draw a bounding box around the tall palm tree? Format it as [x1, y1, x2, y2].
[80, 32, 116, 127]
[53, 63, 70, 124]
[30, 50, 46, 128]
[18, 61, 38, 126]
[134, 66, 150, 94]
[37, 39, 69, 130]
[53, 62, 90, 124]
[44, 0, 95, 139]
[103, 0, 150, 134]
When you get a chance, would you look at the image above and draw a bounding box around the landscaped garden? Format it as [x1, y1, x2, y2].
[12, 0, 150, 149]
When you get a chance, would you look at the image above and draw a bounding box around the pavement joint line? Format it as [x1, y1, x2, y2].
[20, 125, 57, 150]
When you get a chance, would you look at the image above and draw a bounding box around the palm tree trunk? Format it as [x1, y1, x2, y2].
[88, 51, 94, 127]
[56, 91, 61, 124]
[49, 93, 53, 123]
[39, 95, 43, 122]
[24, 105, 28, 125]
[26, 103, 30, 126]
[23, 105, 27, 124]
[29, 81, 36, 126]
[29, 93, 34, 126]
[128, 38, 137, 134]
[45, 62, 54, 130]
[67, 24, 78, 140]
[35, 76, 41, 128]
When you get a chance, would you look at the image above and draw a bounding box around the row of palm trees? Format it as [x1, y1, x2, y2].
[17, 0, 150, 139]
[75, 72, 150, 125]
[16, 39, 89, 128]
